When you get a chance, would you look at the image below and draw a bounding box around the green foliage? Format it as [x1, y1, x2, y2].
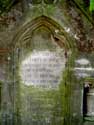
[0, 0, 11, 14]
[90, 0, 94, 12]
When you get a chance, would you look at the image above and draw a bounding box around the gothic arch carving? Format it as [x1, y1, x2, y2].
[10, 16, 77, 125]
[12, 16, 76, 50]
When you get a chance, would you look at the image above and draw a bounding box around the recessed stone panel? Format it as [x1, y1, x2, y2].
[20, 50, 66, 88]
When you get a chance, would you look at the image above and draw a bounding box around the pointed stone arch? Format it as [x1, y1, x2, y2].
[9, 15, 78, 125]
[12, 16, 76, 51]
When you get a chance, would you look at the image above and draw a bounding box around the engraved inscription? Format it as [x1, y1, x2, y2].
[20, 50, 66, 88]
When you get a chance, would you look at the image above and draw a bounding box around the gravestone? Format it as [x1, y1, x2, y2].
[14, 22, 68, 125]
